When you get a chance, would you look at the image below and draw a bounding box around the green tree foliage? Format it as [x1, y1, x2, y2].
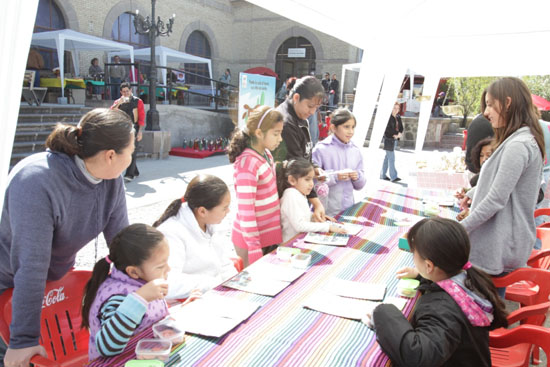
[522, 75, 550, 121]
[448, 77, 496, 126]
[522, 75, 550, 100]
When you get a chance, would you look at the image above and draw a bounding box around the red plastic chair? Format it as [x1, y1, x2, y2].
[534, 208, 550, 229]
[505, 231, 550, 306]
[0, 270, 92, 367]
[490, 302, 550, 367]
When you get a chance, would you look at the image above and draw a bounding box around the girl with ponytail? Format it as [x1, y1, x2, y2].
[153, 174, 237, 299]
[367, 217, 507, 367]
[228, 105, 284, 267]
[82, 224, 171, 360]
[0, 108, 134, 366]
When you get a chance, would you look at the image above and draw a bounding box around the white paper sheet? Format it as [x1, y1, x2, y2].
[303, 291, 410, 320]
[303, 232, 350, 246]
[323, 278, 386, 300]
[222, 270, 290, 296]
[334, 222, 364, 236]
[170, 294, 261, 338]
[246, 262, 306, 283]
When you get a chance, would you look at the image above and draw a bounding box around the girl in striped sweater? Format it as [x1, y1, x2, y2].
[82, 224, 172, 360]
[228, 106, 284, 267]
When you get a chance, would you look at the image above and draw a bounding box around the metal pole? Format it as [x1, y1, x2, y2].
[146, 0, 160, 131]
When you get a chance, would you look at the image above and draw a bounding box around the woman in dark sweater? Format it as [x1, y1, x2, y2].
[0, 108, 133, 366]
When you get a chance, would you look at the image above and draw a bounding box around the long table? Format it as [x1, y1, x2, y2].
[89, 186, 458, 367]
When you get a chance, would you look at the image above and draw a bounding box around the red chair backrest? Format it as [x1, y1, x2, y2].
[0, 270, 92, 366]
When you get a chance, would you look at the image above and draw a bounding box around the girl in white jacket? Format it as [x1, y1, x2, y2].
[154, 175, 237, 299]
[277, 159, 347, 242]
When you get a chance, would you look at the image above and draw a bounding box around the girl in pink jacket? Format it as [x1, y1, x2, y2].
[227, 106, 284, 266]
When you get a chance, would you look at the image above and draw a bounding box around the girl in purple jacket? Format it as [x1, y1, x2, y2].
[312, 108, 366, 216]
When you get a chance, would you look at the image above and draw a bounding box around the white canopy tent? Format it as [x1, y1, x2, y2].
[247, 0, 550, 180]
[111, 46, 214, 97]
[31, 29, 135, 97]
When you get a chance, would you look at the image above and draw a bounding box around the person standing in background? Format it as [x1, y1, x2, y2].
[111, 82, 145, 182]
[380, 102, 404, 182]
[321, 72, 330, 110]
[329, 74, 340, 108]
[26, 47, 44, 87]
[109, 55, 126, 100]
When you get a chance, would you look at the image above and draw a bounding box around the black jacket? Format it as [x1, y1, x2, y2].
[384, 114, 404, 140]
[372, 280, 491, 367]
[273, 99, 317, 198]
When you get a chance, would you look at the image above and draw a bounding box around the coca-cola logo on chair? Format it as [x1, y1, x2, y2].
[42, 286, 66, 308]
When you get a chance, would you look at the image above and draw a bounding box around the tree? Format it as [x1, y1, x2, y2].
[448, 77, 496, 127]
[523, 75, 550, 121]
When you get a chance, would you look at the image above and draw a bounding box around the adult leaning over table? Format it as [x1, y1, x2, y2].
[460, 77, 544, 296]
[0, 108, 134, 367]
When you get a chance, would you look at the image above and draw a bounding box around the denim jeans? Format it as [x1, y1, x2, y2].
[110, 77, 121, 100]
[381, 150, 398, 180]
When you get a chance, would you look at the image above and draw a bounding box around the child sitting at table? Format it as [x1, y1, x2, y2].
[82, 224, 173, 360]
[456, 137, 494, 221]
[153, 174, 238, 299]
[312, 108, 366, 216]
[227, 105, 284, 267]
[366, 217, 508, 367]
[277, 158, 347, 242]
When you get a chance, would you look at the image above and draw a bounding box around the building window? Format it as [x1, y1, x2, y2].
[184, 31, 211, 85]
[33, 0, 67, 72]
[111, 12, 150, 49]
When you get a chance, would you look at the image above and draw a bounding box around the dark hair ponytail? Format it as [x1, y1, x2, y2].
[153, 174, 229, 227]
[407, 217, 508, 329]
[227, 128, 250, 163]
[289, 76, 325, 102]
[464, 267, 508, 329]
[276, 158, 314, 197]
[81, 224, 165, 328]
[46, 108, 133, 159]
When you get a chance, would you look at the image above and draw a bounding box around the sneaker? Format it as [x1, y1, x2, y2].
[124, 175, 134, 182]
[381, 176, 391, 181]
[392, 177, 402, 182]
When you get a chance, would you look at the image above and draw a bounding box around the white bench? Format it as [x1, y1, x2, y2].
[22, 70, 48, 106]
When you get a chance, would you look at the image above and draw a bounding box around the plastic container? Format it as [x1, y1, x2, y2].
[135, 339, 172, 361]
[277, 247, 301, 261]
[291, 253, 311, 268]
[125, 360, 165, 367]
[396, 278, 420, 298]
[152, 319, 185, 344]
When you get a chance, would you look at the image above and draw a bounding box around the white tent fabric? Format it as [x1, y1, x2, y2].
[31, 29, 135, 97]
[0, 0, 39, 210]
[246, 0, 550, 180]
[111, 46, 214, 96]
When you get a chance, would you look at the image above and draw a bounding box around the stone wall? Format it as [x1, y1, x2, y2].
[155, 105, 234, 148]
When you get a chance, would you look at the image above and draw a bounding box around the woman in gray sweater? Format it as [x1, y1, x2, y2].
[461, 78, 545, 280]
[0, 109, 133, 367]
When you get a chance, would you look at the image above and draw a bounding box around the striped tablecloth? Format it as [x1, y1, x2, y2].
[89, 186, 458, 367]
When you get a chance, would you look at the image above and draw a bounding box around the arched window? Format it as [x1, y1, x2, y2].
[111, 12, 150, 49]
[33, 0, 67, 71]
[184, 31, 211, 85]
[275, 37, 316, 90]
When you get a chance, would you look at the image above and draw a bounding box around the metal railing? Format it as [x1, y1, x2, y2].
[101, 62, 238, 112]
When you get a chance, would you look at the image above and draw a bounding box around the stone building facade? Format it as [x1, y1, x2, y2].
[38, 0, 361, 93]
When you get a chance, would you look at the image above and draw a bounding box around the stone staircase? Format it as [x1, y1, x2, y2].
[11, 105, 92, 168]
